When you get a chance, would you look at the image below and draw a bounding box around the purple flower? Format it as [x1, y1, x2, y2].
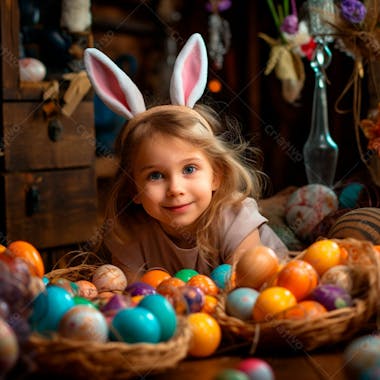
[205, 0, 232, 12]
[280, 14, 299, 35]
[340, 0, 367, 24]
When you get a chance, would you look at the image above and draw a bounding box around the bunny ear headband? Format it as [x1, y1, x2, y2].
[84, 33, 210, 133]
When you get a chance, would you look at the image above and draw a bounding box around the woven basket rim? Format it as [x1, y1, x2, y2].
[214, 238, 380, 352]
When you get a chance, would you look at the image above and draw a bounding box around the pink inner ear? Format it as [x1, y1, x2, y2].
[181, 43, 201, 103]
[93, 59, 131, 112]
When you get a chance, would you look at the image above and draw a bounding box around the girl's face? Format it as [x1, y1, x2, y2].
[132, 132, 220, 240]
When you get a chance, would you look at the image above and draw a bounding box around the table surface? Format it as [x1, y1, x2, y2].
[146, 347, 347, 380]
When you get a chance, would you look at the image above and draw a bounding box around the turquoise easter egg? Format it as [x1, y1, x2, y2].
[139, 294, 177, 341]
[111, 307, 161, 343]
[29, 285, 75, 333]
[210, 264, 233, 289]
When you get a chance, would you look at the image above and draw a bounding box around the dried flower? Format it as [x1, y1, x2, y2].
[281, 14, 299, 34]
[340, 0, 367, 24]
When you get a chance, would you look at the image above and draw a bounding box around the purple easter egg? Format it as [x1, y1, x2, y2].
[179, 285, 205, 313]
[125, 282, 156, 297]
[100, 294, 132, 315]
[310, 284, 352, 311]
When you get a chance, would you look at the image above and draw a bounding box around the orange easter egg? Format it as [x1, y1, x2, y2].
[302, 239, 341, 276]
[235, 246, 280, 290]
[276, 300, 327, 320]
[140, 269, 171, 288]
[187, 274, 219, 296]
[7, 240, 45, 278]
[276, 259, 319, 301]
[252, 286, 297, 322]
[201, 295, 218, 314]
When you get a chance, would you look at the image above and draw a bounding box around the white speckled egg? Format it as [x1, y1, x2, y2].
[92, 264, 127, 292]
[19, 58, 46, 82]
[59, 305, 108, 343]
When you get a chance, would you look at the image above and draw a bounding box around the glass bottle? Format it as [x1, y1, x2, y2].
[303, 39, 338, 187]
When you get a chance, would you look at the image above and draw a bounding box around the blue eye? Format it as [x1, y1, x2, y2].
[148, 171, 163, 181]
[183, 165, 196, 175]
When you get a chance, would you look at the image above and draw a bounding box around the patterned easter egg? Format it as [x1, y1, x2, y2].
[59, 305, 108, 343]
[0, 318, 19, 375]
[328, 207, 380, 244]
[226, 287, 260, 321]
[92, 264, 127, 292]
[344, 335, 380, 380]
[285, 184, 338, 241]
[237, 358, 275, 380]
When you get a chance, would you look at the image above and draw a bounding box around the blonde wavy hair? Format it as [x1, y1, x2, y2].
[100, 103, 265, 266]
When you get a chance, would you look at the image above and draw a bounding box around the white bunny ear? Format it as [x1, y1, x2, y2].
[170, 33, 208, 108]
[84, 48, 146, 119]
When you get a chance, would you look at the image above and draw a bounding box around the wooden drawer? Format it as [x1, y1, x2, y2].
[0, 168, 98, 248]
[1, 101, 95, 171]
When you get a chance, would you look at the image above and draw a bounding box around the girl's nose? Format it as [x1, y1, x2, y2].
[166, 176, 184, 196]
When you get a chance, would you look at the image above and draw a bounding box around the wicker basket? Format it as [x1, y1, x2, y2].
[27, 261, 192, 380]
[214, 238, 380, 353]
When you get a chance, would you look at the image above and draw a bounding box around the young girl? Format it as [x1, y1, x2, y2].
[85, 34, 287, 283]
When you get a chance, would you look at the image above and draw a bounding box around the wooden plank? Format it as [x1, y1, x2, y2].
[2, 101, 95, 171]
[2, 168, 98, 249]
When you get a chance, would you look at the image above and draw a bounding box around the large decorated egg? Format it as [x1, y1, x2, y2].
[285, 184, 338, 241]
[92, 264, 127, 292]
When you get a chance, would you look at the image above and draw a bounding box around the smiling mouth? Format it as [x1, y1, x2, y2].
[163, 203, 192, 212]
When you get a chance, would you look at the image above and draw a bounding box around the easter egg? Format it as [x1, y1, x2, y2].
[187, 274, 219, 296]
[140, 269, 171, 288]
[174, 268, 199, 282]
[344, 334, 380, 379]
[139, 294, 177, 341]
[302, 239, 341, 275]
[285, 184, 338, 241]
[275, 300, 327, 320]
[201, 295, 218, 314]
[59, 305, 108, 343]
[111, 307, 161, 344]
[0, 317, 19, 376]
[320, 265, 354, 293]
[210, 264, 233, 289]
[29, 285, 75, 333]
[156, 277, 185, 295]
[92, 264, 127, 292]
[75, 280, 98, 300]
[100, 294, 131, 316]
[50, 278, 79, 297]
[19, 57, 46, 81]
[328, 207, 380, 245]
[125, 282, 156, 297]
[179, 285, 205, 313]
[214, 369, 250, 380]
[7, 240, 45, 277]
[73, 296, 96, 308]
[226, 287, 259, 321]
[237, 358, 275, 380]
[235, 246, 280, 290]
[252, 286, 297, 322]
[187, 312, 221, 357]
[276, 259, 319, 301]
[310, 284, 352, 311]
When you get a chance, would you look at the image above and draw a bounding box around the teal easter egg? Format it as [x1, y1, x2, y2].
[226, 288, 259, 320]
[139, 294, 177, 341]
[111, 307, 161, 343]
[174, 268, 199, 282]
[73, 296, 96, 308]
[210, 264, 233, 289]
[29, 285, 75, 333]
[344, 335, 380, 379]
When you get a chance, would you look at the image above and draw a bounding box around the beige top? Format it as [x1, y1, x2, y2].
[106, 198, 287, 281]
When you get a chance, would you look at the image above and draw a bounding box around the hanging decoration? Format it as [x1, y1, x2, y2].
[205, 0, 232, 70]
[259, 0, 316, 103]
